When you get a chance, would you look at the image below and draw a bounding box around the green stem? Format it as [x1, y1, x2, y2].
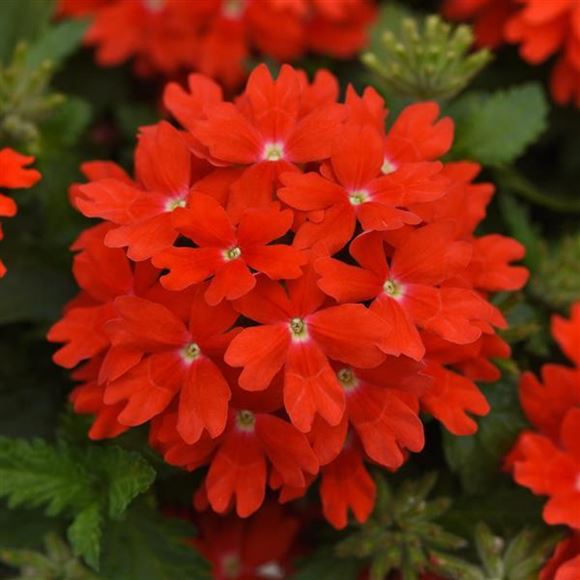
[494, 168, 580, 213]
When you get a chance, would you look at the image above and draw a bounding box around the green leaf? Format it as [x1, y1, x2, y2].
[443, 380, 527, 494]
[26, 19, 88, 70]
[0, 0, 54, 65]
[0, 438, 156, 570]
[90, 446, 156, 519]
[68, 504, 103, 571]
[100, 504, 211, 580]
[38, 96, 92, 150]
[448, 84, 548, 166]
[0, 438, 92, 514]
[498, 194, 543, 271]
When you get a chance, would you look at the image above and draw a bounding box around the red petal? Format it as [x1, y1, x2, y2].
[244, 245, 306, 280]
[195, 103, 262, 164]
[172, 194, 235, 247]
[309, 304, 389, 368]
[178, 358, 231, 444]
[155, 247, 223, 291]
[206, 431, 267, 517]
[284, 340, 345, 432]
[233, 276, 292, 323]
[278, 171, 344, 211]
[256, 413, 319, 487]
[205, 260, 256, 305]
[114, 295, 189, 348]
[330, 124, 384, 189]
[315, 256, 381, 302]
[237, 206, 293, 246]
[225, 324, 290, 391]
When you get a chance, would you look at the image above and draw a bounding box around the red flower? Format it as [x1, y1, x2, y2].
[0, 148, 41, 277]
[541, 533, 580, 580]
[443, 0, 580, 107]
[104, 286, 238, 443]
[315, 225, 503, 361]
[60, 0, 376, 85]
[194, 502, 301, 579]
[153, 194, 306, 303]
[190, 64, 344, 218]
[320, 441, 376, 529]
[510, 408, 580, 529]
[442, 0, 515, 48]
[153, 402, 319, 518]
[51, 64, 526, 528]
[225, 272, 390, 432]
[279, 124, 447, 253]
[75, 122, 211, 261]
[507, 302, 580, 530]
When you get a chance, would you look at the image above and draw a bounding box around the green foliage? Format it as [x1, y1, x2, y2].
[1, 533, 99, 580]
[26, 20, 89, 72]
[0, 438, 156, 569]
[0, 0, 54, 65]
[364, 6, 491, 100]
[335, 473, 474, 580]
[448, 84, 548, 166]
[443, 380, 527, 495]
[99, 504, 211, 580]
[531, 232, 580, 311]
[470, 523, 561, 580]
[291, 549, 363, 580]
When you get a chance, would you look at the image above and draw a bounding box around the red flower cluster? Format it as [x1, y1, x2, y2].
[506, 303, 580, 537]
[49, 64, 527, 528]
[443, 0, 580, 107]
[541, 533, 580, 580]
[58, 0, 376, 86]
[0, 148, 41, 277]
[194, 501, 301, 579]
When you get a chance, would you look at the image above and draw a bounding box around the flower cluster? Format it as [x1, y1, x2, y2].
[49, 64, 527, 528]
[443, 0, 580, 107]
[541, 533, 580, 580]
[0, 148, 41, 277]
[193, 501, 301, 579]
[58, 0, 376, 86]
[506, 303, 580, 579]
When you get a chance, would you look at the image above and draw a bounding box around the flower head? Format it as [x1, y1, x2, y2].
[50, 64, 526, 526]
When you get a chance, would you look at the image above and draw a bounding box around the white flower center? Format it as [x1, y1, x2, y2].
[181, 342, 201, 363]
[349, 189, 369, 205]
[224, 246, 242, 261]
[263, 142, 285, 161]
[381, 156, 397, 175]
[384, 279, 403, 298]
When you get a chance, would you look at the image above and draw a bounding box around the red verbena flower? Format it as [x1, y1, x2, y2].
[507, 302, 580, 530]
[0, 148, 41, 277]
[443, 0, 580, 107]
[50, 64, 527, 527]
[193, 502, 301, 579]
[541, 533, 580, 580]
[58, 0, 376, 86]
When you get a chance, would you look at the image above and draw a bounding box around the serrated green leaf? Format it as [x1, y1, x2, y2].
[443, 380, 527, 494]
[0, 439, 156, 570]
[100, 504, 210, 580]
[91, 447, 156, 519]
[26, 19, 88, 70]
[0, 439, 91, 514]
[448, 84, 548, 166]
[68, 504, 102, 571]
